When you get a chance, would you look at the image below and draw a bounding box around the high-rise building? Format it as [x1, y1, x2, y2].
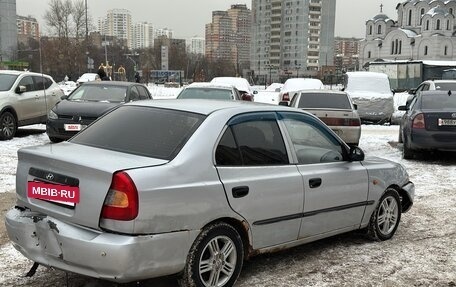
[17, 15, 40, 45]
[334, 37, 361, 72]
[251, 0, 336, 82]
[0, 0, 18, 62]
[189, 37, 205, 55]
[154, 28, 173, 40]
[100, 9, 133, 49]
[205, 4, 251, 71]
[133, 22, 154, 49]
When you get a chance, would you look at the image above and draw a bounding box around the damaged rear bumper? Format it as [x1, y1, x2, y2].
[5, 208, 198, 283]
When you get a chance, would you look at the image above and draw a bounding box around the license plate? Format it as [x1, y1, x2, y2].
[438, 119, 456, 126]
[64, 124, 87, 131]
[28, 181, 80, 206]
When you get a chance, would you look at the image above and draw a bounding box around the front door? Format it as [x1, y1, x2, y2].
[279, 112, 369, 238]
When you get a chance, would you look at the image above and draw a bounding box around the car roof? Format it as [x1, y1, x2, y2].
[186, 82, 234, 90]
[126, 99, 297, 116]
[0, 70, 52, 77]
[81, 81, 141, 87]
[298, 89, 347, 95]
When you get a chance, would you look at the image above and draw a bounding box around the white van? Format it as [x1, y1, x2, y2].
[343, 72, 394, 124]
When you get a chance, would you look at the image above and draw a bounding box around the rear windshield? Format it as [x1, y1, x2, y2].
[71, 105, 205, 160]
[422, 95, 456, 110]
[69, 84, 127, 102]
[178, 88, 234, 100]
[0, 74, 19, 91]
[298, 93, 352, 109]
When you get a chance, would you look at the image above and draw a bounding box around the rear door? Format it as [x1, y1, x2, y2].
[14, 75, 45, 121]
[215, 112, 304, 249]
[279, 112, 369, 238]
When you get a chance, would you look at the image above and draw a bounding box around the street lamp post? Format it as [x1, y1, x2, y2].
[296, 64, 301, 78]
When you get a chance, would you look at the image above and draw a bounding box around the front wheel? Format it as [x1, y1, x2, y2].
[181, 222, 244, 287]
[0, 111, 17, 140]
[368, 188, 402, 241]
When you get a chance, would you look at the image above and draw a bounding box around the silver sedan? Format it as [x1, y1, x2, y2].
[5, 99, 414, 286]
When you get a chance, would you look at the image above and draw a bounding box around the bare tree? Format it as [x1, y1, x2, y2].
[72, 0, 86, 39]
[44, 0, 89, 39]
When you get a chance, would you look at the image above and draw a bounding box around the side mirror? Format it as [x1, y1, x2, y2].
[15, 85, 26, 94]
[408, 88, 416, 95]
[398, 105, 407, 111]
[61, 95, 68, 100]
[349, 146, 365, 162]
[391, 89, 396, 95]
[279, 101, 289, 106]
[253, 90, 258, 95]
[353, 104, 358, 110]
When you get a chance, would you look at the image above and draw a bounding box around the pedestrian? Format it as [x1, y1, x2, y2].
[134, 71, 141, 83]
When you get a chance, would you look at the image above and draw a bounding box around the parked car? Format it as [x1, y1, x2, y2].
[6, 99, 414, 286]
[76, 73, 100, 86]
[210, 77, 256, 100]
[287, 90, 361, 146]
[177, 82, 246, 101]
[399, 90, 456, 159]
[278, 78, 324, 103]
[343, 72, 394, 124]
[46, 81, 151, 142]
[0, 70, 64, 140]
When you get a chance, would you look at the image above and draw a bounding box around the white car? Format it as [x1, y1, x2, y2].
[76, 73, 100, 86]
[0, 70, 64, 140]
[210, 77, 256, 100]
[343, 72, 394, 124]
[279, 78, 324, 103]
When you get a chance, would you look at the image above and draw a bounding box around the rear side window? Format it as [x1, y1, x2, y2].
[33, 76, 53, 90]
[298, 93, 351, 109]
[216, 113, 288, 166]
[71, 106, 205, 160]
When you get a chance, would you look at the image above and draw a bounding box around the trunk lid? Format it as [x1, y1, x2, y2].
[424, 111, 456, 131]
[16, 142, 167, 230]
[302, 108, 359, 126]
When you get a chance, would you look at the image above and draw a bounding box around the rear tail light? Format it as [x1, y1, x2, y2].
[282, 93, 290, 101]
[412, 113, 425, 129]
[101, 171, 139, 221]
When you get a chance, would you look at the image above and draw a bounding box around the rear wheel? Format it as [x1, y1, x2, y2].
[0, 112, 17, 140]
[368, 188, 402, 241]
[402, 137, 414, 159]
[181, 222, 244, 287]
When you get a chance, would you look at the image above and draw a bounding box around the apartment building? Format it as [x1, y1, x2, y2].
[100, 9, 133, 49]
[205, 5, 251, 70]
[17, 15, 40, 45]
[0, 0, 18, 61]
[133, 22, 154, 49]
[251, 0, 336, 82]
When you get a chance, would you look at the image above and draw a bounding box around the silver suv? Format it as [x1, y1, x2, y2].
[0, 70, 63, 140]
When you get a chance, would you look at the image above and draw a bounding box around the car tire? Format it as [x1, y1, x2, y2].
[0, 111, 17, 141]
[368, 188, 402, 241]
[181, 222, 244, 287]
[398, 127, 403, 143]
[402, 137, 414, 159]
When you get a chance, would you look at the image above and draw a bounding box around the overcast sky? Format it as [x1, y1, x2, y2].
[16, 0, 401, 39]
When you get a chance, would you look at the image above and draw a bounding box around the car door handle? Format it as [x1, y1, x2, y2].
[309, 178, 322, 188]
[232, 186, 249, 198]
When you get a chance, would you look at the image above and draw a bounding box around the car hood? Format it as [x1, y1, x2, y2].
[53, 100, 120, 117]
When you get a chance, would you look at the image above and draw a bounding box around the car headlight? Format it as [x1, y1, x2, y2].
[48, 109, 58, 120]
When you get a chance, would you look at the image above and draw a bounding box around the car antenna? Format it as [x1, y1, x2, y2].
[448, 90, 452, 96]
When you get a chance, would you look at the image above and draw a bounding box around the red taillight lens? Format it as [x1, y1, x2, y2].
[101, 171, 139, 221]
[282, 93, 290, 101]
[412, 113, 425, 129]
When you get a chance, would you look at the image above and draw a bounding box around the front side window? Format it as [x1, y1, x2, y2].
[18, 76, 35, 92]
[279, 112, 344, 165]
[216, 113, 288, 166]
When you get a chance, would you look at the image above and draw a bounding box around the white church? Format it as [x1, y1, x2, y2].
[360, 0, 456, 68]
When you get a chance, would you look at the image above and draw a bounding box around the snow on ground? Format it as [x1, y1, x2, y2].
[0, 124, 455, 286]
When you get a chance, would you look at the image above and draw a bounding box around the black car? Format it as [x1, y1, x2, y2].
[46, 81, 152, 142]
[399, 90, 456, 159]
